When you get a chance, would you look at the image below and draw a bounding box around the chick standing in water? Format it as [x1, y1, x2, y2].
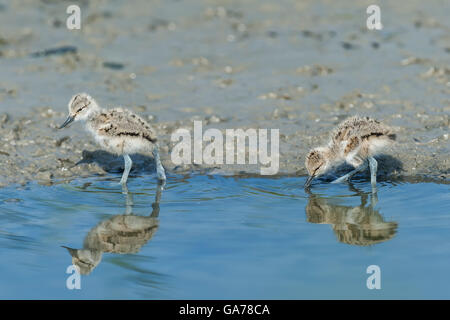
[59, 93, 166, 185]
[304, 116, 395, 189]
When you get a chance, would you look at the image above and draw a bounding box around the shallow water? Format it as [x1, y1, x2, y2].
[0, 175, 449, 299]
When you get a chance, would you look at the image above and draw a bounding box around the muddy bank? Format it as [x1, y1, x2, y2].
[0, 0, 448, 186]
[0, 102, 448, 187]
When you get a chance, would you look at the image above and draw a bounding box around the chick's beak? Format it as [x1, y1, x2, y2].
[59, 115, 75, 129]
[304, 175, 315, 189]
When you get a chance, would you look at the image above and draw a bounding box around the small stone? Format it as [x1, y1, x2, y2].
[0, 113, 9, 124]
[134, 105, 147, 112]
[55, 136, 70, 147]
[341, 42, 354, 50]
[36, 171, 52, 181]
[206, 115, 222, 124]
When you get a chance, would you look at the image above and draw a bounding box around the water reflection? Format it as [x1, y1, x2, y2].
[62, 183, 163, 275]
[305, 184, 398, 246]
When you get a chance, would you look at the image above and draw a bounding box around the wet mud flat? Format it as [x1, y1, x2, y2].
[0, 0, 449, 187]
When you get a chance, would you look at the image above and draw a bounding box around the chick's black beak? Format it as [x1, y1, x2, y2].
[61, 245, 78, 257]
[304, 175, 315, 189]
[59, 115, 75, 129]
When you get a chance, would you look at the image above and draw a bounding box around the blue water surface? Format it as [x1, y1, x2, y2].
[0, 175, 449, 299]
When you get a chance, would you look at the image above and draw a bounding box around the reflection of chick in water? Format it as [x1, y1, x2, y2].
[63, 184, 163, 275]
[306, 186, 397, 246]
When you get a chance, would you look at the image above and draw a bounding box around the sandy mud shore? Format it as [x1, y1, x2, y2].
[0, 0, 448, 187]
